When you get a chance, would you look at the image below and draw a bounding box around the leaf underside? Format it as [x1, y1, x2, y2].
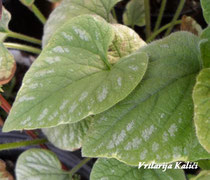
[82, 32, 210, 166]
[123, 0, 145, 27]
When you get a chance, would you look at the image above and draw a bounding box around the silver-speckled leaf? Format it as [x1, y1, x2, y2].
[43, 0, 122, 46]
[3, 15, 148, 132]
[42, 117, 92, 151]
[16, 149, 70, 180]
[82, 32, 210, 166]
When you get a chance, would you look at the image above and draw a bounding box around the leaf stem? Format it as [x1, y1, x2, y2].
[4, 42, 41, 54]
[154, 0, 167, 32]
[0, 94, 11, 114]
[0, 139, 47, 151]
[164, 0, 185, 36]
[69, 158, 92, 176]
[112, 8, 117, 22]
[7, 31, 41, 45]
[144, 0, 151, 40]
[31, 4, 46, 25]
[146, 20, 181, 42]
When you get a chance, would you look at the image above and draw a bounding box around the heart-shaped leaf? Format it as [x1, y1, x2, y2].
[201, 0, 210, 24]
[0, 43, 16, 85]
[82, 32, 210, 166]
[43, 0, 122, 46]
[19, 0, 34, 6]
[123, 0, 145, 27]
[16, 149, 70, 180]
[3, 15, 148, 132]
[42, 117, 92, 151]
[91, 158, 186, 180]
[193, 68, 210, 153]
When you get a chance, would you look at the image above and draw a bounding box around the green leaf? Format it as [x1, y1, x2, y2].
[200, 27, 210, 68]
[193, 68, 210, 153]
[82, 32, 210, 166]
[197, 159, 210, 170]
[91, 158, 186, 180]
[19, 0, 34, 6]
[190, 170, 210, 180]
[200, 40, 210, 68]
[42, 117, 92, 151]
[201, 0, 210, 24]
[43, 0, 122, 46]
[123, 0, 145, 27]
[0, 43, 16, 85]
[16, 149, 70, 180]
[3, 15, 148, 132]
[0, 7, 11, 32]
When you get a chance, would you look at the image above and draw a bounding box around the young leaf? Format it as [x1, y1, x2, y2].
[200, 27, 210, 68]
[42, 117, 92, 151]
[19, 0, 35, 6]
[0, 43, 16, 85]
[16, 149, 70, 180]
[3, 15, 148, 132]
[123, 0, 145, 27]
[193, 68, 210, 153]
[181, 15, 202, 36]
[108, 24, 146, 64]
[201, 0, 210, 24]
[82, 32, 210, 166]
[43, 0, 122, 46]
[0, 6, 11, 32]
[91, 158, 186, 180]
